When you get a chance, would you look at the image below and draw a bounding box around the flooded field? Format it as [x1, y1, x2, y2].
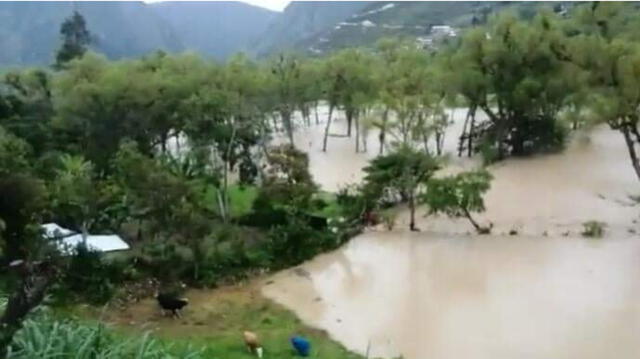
[263, 234, 640, 359]
[263, 109, 640, 359]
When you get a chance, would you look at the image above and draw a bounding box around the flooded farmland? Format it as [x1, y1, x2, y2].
[264, 109, 640, 359]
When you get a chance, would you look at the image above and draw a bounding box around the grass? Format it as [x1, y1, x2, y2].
[72, 281, 364, 359]
[312, 191, 343, 218]
[204, 185, 259, 219]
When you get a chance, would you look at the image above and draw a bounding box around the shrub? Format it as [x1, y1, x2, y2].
[9, 315, 205, 358]
[381, 211, 397, 231]
[59, 243, 129, 304]
[582, 221, 606, 238]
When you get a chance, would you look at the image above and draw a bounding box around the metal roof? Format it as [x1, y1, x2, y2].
[41, 223, 130, 254]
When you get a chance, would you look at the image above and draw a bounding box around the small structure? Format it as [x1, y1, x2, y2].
[431, 25, 458, 37]
[41, 223, 129, 254]
[361, 20, 376, 28]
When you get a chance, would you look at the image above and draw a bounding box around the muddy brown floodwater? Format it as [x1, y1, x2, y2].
[264, 235, 640, 359]
[264, 109, 640, 359]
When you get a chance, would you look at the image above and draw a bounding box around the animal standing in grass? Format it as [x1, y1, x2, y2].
[243, 331, 263, 358]
[155, 292, 189, 318]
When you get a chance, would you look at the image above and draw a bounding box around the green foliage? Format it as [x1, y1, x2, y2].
[450, 11, 576, 158]
[260, 144, 318, 210]
[55, 11, 91, 68]
[0, 126, 31, 176]
[581, 220, 606, 238]
[59, 243, 128, 304]
[364, 145, 440, 230]
[424, 170, 493, 232]
[267, 218, 336, 269]
[364, 145, 440, 203]
[0, 174, 47, 261]
[10, 315, 204, 358]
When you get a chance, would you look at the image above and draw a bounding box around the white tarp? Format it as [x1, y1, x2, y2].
[41, 223, 130, 253]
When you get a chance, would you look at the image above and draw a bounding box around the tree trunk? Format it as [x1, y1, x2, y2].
[458, 109, 471, 157]
[0, 263, 55, 358]
[355, 113, 360, 153]
[379, 108, 388, 155]
[621, 125, 640, 181]
[409, 193, 418, 231]
[322, 104, 334, 152]
[463, 208, 482, 232]
[468, 106, 476, 157]
[220, 125, 237, 222]
[346, 108, 354, 137]
[314, 102, 320, 125]
[282, 110, 294, 145]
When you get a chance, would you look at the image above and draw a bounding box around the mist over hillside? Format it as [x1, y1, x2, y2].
[0, 1, 572, 66]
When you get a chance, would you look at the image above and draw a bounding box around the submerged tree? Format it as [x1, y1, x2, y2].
[565, 2, 640, 181]
[452, 11, 576, 161]
[55, 11, 91, 68]
[423, 169, 493, 233]
[363, 145, 440, 231]
[271, 54, 300, 145]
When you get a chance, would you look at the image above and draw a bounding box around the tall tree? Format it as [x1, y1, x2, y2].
[271, 54, 300, 145]
[452, 11, 575, 160]
[55, 11, 91, 68]
[565, 2, 640, 181]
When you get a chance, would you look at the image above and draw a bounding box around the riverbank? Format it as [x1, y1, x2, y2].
[76, 280, 366, 359]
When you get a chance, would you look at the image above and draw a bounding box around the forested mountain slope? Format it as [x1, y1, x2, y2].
[152, 1, 277, 60]
[0, 1, 182, 66]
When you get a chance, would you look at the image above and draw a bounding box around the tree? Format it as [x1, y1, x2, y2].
[271, 54, 300, 145]
[423, 169, 493, 233]
[0, 70, 54, 157]
[452, 11, 576, 160]
[260, 144, 318, 210]
[322, 49, 375, 152]
[363, 145, 440, 231]
[565, 3, 640, 181]
[55, 11, 91, 68]
[49, 154, 98, 233]
[0, 174, 55, 358]
[0, 126, 31, 176]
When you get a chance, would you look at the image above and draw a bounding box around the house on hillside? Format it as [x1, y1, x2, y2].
[42, 223, 130, 254]
[430, 25, 458, 38]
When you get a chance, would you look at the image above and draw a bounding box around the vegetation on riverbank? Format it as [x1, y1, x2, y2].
[2, 2, 640, 357]
[7, 286, 366, 359]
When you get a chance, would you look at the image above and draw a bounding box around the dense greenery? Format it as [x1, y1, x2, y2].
[3, 2, 640, 357]
[424, 170, 493, 233]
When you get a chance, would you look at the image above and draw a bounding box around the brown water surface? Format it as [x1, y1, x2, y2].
[264, 110, 640, 359]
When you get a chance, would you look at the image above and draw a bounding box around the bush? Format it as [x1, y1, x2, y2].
[582, 221, 606, 238]
[381, 211, 396, 231]
[59, 243, 129, 304]
[10, 315, 204, 358]
[267, 219, 335, 269]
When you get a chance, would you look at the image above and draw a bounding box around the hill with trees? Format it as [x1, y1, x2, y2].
[0, 1, 182, 66]
[151, 1, 278, 60]
[0, 1, 277, 66]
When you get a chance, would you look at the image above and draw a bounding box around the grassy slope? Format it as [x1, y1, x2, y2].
[75, 281, 363, 359]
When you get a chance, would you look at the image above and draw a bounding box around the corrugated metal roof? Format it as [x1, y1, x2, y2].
[41, 223, 130, 254]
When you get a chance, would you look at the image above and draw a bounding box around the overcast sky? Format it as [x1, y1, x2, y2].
[145, 0, 291, 12]
[242, 0, 291, 11]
